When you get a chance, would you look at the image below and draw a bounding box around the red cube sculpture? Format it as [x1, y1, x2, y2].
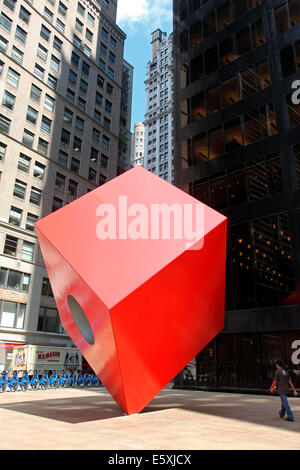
[36, 166, 227, 414]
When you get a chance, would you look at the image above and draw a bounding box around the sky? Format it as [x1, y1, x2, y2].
[116, 0, 173, 132]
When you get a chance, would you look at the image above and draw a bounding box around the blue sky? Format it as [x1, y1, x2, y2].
[116, 0, 173, 132]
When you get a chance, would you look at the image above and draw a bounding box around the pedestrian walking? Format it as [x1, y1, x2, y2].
[270, 360, 298, 422]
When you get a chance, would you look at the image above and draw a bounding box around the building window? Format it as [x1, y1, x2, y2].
[58, 149, 68, 167]
[0, 35, 8, 52]
[44, 94, 55, 112]
[68, 179, 78, 196]
[71, 51, 80, 67]
[18, 153, 31, 173]
[2, 90, 15, 110]
[53, 36, 63, 52]
[26, 106, 38, 125]
[52, 197, 63, 212]
[82, 61, 90, 76]
[37, 43, 48, 61]
[90, 147, 98, 162]
[92, 128, 100, 143]
[0, 142, 7, 161]
[41, 116, 52, 134]
[0, 12, 12, 32]
[0, 114, 11, 134]
[56, 18, 65, 34]
[73, 136, 82, 153]
[40, 24, 51, 42]
[47, 74, 57, 90]
[11, 46, 23, 64]
[71, 157, 80, 173]
[0, 300, 26, 329]
[75, 116, 84, 132]
[61, 128, 70, 145]
[9, 206, 22, 226]
[1, 268, 30, 292]
[38, 307, 63, 333]
[107, 67, 114, 80]
[30, 84, 42, 103]
[63, 108, 73, 124]
[275, 3, 290, 34]
[34, 63, 45, 81]
[58, 1, 67, 17]
[33, 161, 46, 180]
[3, 0, 16, 12]
[88, 167, 97, 183]
[29, 187, 42, 206]
[7, 67, 20, 88]
[3, 235, 18, 256]
[13, 179, 27, 199]
[26, 213, 38, 232]
[41, 278, 53, 297]
[22, 129, 35, 148]
[50, 55, 60, 72]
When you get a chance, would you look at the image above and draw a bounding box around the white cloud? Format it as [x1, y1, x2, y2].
[117, 0, 172, 30]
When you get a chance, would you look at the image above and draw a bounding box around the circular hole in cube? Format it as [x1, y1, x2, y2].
[67, 295, 95, 346]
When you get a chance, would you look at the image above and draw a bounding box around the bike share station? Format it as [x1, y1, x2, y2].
[0, 344, 103, 392]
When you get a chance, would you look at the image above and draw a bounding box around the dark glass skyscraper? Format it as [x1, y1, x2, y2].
[173, 0, 300, 391]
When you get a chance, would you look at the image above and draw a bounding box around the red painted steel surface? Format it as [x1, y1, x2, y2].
[35, 166, 227, 414]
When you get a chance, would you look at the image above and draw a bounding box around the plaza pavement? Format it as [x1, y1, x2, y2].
[0, 386, 299, 450]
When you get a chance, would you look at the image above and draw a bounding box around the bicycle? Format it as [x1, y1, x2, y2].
[30, 370, 40, 391]
[92, 373, 101, 387]
[16, 371, 30, 391]
[75, 371, 85, 387]
[58, 371, 68, 388]
[66, 371, 76, 388]
[49, 371, 59, 389]
[84, 372, 93, 387]
[39, 371, 50, 390]
[0, 371, 6, 393]
[5, 371, 18, 392]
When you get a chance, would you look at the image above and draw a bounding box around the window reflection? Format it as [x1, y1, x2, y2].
[209, 126, 224, 158]
[193, 133, 208, 163]
[191, 92, 206, 121]
[222, 76, 239, 106]
[231, 223, 255, 309]
[206, 85, 221, 114]
[210, 174, 227, 210]
[217, 1, 231, 30]
[190, 20, 202, 47]
[225, 117, 243, 151]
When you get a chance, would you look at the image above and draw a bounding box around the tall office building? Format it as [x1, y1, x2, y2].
[144, 29, 174, 183]
[131, 121, 145, 167]
[173, 0, 300, 390]
[118, 59, 134, 174]
[0, 0, 132, 368]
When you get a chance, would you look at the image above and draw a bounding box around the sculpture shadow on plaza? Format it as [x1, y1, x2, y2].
[0, 389, 298, 428]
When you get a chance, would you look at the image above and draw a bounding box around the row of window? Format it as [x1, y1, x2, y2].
[180, 0, 264, 50]
[182, 102, 277, 166]
[227, 213, 295, 310]
[0, 299, 25, 329]
[3, 235, 35, 262]
[180, 19, 266, 88]
[181, 59, 270, 127]
[190, 153, 283, 211]
[0, 267, 30, 292]
[179, 0, 261, 22]
[0, 297, 64, 333]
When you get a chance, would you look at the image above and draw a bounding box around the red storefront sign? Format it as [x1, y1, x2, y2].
[0, 343, 20, 349]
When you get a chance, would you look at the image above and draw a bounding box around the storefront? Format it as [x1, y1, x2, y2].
[177, 330, 300, 392]
[0, 342, 22, 372]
